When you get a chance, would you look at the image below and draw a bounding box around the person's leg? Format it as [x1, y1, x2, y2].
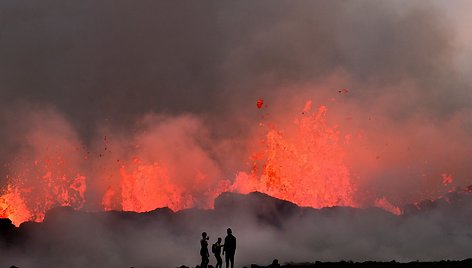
[216, 255, 222, 268]
[205, 255, 209, 268]
[230, 254, 234, 268]
[225, 254, 229, 268]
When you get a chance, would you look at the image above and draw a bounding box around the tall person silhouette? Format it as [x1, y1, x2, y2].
[223, 228, 236, 268]
[200, 232, 210, 268]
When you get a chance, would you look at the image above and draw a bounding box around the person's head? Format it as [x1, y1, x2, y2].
[217, 237, 222, 243]
[202, 232, 207, 238]
[227, 228, 232, 235]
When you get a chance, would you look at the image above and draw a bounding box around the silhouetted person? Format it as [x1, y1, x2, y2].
[200, 232, 210, 268]
[223, 228, 236, 268]
[212, 237, 223, 268]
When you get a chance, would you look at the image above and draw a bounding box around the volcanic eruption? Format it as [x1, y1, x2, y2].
[1, 0, 472, 267]
[1, 100, 359, 226]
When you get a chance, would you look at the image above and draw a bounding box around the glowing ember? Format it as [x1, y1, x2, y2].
[442, 173, 453, 186]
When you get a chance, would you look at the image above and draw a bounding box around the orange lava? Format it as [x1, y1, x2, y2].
[0, 157, 86, 226]
[442, 173, 453, 186]
[232, 104, 355, 208]
[0, 184, 32, 226]
[374, 197, 401, 215]
[101, 157, 230, 212]
[2, 100, 433, 225]
[102, 158, 194, 212]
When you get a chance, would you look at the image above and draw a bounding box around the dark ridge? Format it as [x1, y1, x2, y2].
[0, 218, 15, 246]
[402, 185, 472, 216]
[215, 191, 299, 213]
[1, 185, 472, 235]
[214, 191, 300, 228]
[249, 258, 472, 268]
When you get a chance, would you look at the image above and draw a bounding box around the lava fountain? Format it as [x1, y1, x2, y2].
[1, 100, 367, 226]
[232, 102, 355, 208]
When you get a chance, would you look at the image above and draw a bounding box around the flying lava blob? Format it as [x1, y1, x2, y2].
[257, 98, 264, 109]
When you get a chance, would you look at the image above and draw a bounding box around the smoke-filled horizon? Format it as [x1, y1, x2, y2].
[3, 190, 472, 268]
[1, 0, 472, 223]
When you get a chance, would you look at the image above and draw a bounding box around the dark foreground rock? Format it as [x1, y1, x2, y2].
[249, 259, 472, 268]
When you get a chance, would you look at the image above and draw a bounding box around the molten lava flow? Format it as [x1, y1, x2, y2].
[232, 103, 355, 208]
[374, 197, 401, 215]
